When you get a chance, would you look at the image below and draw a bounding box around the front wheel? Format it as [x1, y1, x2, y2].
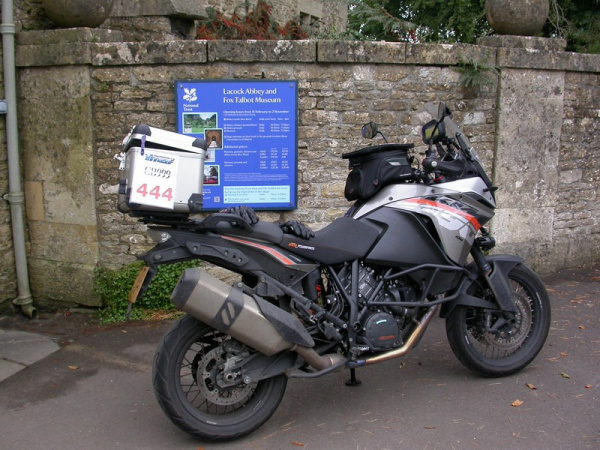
[446, 264, 551, 377]
[152, 315, 288, 441]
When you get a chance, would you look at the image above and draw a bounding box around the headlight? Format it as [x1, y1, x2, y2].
[147, 228, 172, 244]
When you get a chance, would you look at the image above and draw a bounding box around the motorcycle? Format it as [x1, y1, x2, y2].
[123, 102, 551, 441]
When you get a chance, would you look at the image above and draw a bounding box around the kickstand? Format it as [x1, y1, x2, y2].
[345, 368, 362, 387]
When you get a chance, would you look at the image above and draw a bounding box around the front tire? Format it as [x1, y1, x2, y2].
[153, 315, 288, 441]
[446, 264, 551, 377]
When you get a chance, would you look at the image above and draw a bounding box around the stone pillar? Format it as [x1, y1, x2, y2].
[481, 37, 566, 269]
[16, 29, 123, 306]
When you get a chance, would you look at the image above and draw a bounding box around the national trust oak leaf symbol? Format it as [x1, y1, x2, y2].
[183, 88, 197, 102]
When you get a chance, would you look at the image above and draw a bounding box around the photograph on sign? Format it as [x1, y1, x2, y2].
[175, 80, 298, 210]
[204, 165, 220, 185]
[183, 112, 217, 134]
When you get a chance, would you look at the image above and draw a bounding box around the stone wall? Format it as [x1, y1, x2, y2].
[13, 1, 347, 40]
[7, 32, 600, 308]
[556, 72, 600, 263]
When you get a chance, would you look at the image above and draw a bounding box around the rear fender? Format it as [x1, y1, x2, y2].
[133, 227, 253, 303]
[440, 254, 522, 318]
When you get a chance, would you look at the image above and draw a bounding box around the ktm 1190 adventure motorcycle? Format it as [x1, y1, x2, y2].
[123, 103, 550, 441]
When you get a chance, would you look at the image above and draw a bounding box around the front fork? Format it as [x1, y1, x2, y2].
[470, 245, 519, 324]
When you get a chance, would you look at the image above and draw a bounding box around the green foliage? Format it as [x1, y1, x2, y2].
[346, 0, 600, 53]
[94, 260, 202, 324]
[347, 0, 490, 44]
[546, 0, 600, 53]
[348, 1, 415, 41]
[405, 0, 490, 43]
[456, 58, 499, 88]
[196, 0, 308, 40]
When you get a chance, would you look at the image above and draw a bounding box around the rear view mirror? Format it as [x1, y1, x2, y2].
[362, 122, 378, 139]
[437, 102, 451, 121]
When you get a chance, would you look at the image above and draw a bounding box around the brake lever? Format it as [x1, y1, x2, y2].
[435, 142, 446, 158]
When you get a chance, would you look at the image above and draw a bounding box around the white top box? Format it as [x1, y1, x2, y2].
[118, 125, 208, 216]
[122, 124, 207, 154]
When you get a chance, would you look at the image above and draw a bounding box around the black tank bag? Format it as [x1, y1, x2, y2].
[342, 144, 414, 201]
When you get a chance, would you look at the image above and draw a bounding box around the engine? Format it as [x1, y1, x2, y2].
[338, 264, 420, 352]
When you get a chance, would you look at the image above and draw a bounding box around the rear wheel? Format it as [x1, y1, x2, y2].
[153, 315, 287, 441]
[446, 264, 550, 377]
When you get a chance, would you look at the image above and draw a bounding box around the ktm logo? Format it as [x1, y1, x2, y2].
[288, 242, 315, 251]
[379, 335, 395, 341]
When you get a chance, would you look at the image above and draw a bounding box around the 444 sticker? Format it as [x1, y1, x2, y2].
[136, 184, 173, 202]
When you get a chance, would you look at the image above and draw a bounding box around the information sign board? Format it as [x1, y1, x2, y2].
[175, 80, 298, 210]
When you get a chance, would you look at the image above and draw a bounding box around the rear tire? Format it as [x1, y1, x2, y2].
[153, 315, 287, 441]
[446, 264, 550, 377]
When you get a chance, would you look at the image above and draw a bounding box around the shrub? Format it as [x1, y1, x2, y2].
[196, 0, 308, 40]
[94, 261, 202, 324]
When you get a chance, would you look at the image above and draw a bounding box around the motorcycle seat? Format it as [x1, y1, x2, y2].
[282, 217, 379, 265]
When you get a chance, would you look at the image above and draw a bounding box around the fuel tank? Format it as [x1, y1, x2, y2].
[353, 178, 494, 266]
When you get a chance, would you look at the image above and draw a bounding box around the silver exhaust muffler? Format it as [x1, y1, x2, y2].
[172, 269, 341, 370]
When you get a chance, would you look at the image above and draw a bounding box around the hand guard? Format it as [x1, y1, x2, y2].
[279, 220, 314, 239]
[220, 205, 259, 225]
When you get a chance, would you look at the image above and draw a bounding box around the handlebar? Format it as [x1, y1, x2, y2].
[422, 157, 465, 176]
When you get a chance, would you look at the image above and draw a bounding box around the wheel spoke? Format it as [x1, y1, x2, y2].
[153, 315, 288, 439]
[172, 328, 260, 415]
[467, 280, 536, 360]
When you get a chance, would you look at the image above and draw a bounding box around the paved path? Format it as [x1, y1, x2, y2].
[0, 328, 59, 382]
[0, 265, 598, 449]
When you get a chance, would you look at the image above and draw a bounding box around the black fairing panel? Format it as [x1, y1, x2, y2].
[165, 229, 317, 286]
[359, 207, 451, 268]
[282, 217, 379, 264]
[215, 221, 284, 244]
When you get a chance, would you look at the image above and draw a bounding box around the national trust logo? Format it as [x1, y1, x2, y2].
[183, 88, 197, 102]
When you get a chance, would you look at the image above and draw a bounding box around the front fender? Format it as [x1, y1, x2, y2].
[440, 254, 523, 318]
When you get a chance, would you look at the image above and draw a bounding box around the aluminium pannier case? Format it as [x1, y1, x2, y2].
[118, 124, 207, 216]
[342, 143, 415, 201]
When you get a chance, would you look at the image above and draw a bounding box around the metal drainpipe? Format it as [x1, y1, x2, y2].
[1, 0, 37, 319]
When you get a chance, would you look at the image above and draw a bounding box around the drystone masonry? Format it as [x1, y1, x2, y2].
[555, 72, 600, 263]
[4, 30, 600, 308]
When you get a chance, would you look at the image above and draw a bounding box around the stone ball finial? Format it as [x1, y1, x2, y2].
[42, 0, 114, 28]
[485, 0, 550, 36]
